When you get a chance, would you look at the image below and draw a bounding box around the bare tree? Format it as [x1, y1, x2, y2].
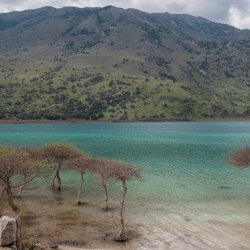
[112, 161, 142, 241]
[18, 147, 45, 197]
[93, 159, 142, 241]
[66, 155, 95, 204]
[0, 145, 42, 213]
[43, 142, 81, 191]
[92, 158, 118, 211]
[229, 147, 250, 168]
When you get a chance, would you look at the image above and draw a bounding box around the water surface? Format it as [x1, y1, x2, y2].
[1, 122, 250, 249]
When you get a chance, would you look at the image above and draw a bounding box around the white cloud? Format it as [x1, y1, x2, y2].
[229, 5, 250, 29]
[0, 0, 250, 29]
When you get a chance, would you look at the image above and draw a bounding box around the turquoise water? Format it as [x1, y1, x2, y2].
[1, 122, 249, 194]
[1, 122, 250, 248]
[1, 121, 250, 203]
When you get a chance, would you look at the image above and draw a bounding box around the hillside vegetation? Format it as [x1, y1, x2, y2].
[0, 6, 250, 120]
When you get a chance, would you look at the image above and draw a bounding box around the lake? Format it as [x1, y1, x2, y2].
[0, 121, 250, 249]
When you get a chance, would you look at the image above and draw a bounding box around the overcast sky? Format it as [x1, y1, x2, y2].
[0, 0, 250, 29]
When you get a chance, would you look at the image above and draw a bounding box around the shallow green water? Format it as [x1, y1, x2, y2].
[1, 122, 250, 248]
[1, 122, 250, 196]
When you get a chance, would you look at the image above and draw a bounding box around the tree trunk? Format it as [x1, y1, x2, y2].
[77, 173, 84, 205]
[15, 212, 22, 250]
[118, 180, 127, 241]
[56, 166, 62, 191]
[102, 183, 109, 210]
[6, 180, 19, 213]
[52, 172, 56, 188]
[0, 186, 6, 200]
[18, 176, 27, 197]
[53, 163, 62, 190]
[18, 184, 25, 197]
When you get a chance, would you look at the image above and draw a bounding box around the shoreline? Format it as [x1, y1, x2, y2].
[0, 117, 250, 124]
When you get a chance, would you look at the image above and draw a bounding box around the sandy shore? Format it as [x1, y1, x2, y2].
[0, 118, 191, 124]
[0, 117, 250, 124]
[58, 246, 104, 250]
[1, 182, 250, 250]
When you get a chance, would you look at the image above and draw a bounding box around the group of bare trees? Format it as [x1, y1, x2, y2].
[1, 141, 249, 247]
[0, 145, 46, 213]
[0, 142, 142, 243]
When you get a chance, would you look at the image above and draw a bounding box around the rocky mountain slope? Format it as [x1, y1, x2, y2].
[0, 6, 250, 120]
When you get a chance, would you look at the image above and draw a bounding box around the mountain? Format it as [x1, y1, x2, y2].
[0, 6, 250, 120]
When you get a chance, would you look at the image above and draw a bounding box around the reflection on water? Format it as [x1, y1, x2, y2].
[1, 122, 250, 249]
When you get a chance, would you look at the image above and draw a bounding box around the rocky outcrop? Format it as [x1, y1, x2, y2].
[0, 216, 16, 247]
